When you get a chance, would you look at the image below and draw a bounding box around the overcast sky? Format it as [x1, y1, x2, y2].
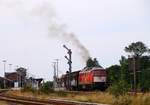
[0, 0, 150, 80]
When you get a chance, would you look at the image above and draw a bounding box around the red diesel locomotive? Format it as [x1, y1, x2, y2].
[60, 67, 107, 90]
[78, 67, 107, 90]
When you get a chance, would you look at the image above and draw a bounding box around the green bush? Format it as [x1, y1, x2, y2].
[39, 81, 54, 94]
[108, 80, 130, 97]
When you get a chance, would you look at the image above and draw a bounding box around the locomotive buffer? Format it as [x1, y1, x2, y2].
[63, 45, 72, 90]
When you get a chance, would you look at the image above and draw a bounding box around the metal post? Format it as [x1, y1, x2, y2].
[68, 49, 72, 90]
[54, 59, 59, 80]
[55, 59, 60, 88]
[63, 45, 72, 90]
[16, 65, 19, 88]
[68, 49, 72, 73]
[2, 60, 7, 89]
[52, 62, 57, 90]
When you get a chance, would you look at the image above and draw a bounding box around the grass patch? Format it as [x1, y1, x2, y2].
[6, 90, 113, 104]
[73, 92, 113, 104]
[0, 101, 8, 105]
[6, 90, 150, 105]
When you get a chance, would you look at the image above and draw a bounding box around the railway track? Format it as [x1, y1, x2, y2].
[0, 93, 106, 105]
[0, 95, 48, 105]
[63, 91, 100, 94]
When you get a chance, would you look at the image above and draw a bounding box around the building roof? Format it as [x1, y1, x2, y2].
[5, 72, 17, 76]
[0, 76, 13, 82]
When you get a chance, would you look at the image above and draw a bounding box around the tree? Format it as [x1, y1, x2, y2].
[125, 41, 150, 57]
[86, 58, 102, 67]
[107, 56, 131, 95]
[140, 56, 150, 70]
[107, 42, 150, 93]
[139, 56, 150, 91]
[119, 56, 131, 84]
[107, 65, 121, 84]
[86, 58, 94, 67]
[93, 58, 102, 67]
[108, 80, 130, 97]
[141, 68, 150, 92]
[125, 42, 150, 91]
[40, 81, 53, 94]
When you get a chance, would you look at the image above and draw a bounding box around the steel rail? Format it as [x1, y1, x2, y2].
[0, 94, 106, 105]
[0, 95, 49, 105]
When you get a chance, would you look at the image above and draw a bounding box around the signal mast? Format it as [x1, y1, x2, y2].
[63, 45, 72, 90]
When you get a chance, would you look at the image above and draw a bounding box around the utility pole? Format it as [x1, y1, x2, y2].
[54, 59, 59, 79]
[133, 57, 136, 95]
[129, 55, 142, 95]
[128, 56, 137, 95]
[54, 59, 59, 88]
[2, 60, 7, 89]
[16, 65, 20, 88]
[63, 45, 72, 90]
[52, 62, 57, 90]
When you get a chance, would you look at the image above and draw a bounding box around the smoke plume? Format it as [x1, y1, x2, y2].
[1, 0, 90, 62]
[36, 0, 91, 62]
[63, 33, 90, 62]
[48, 23, 90, 62]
